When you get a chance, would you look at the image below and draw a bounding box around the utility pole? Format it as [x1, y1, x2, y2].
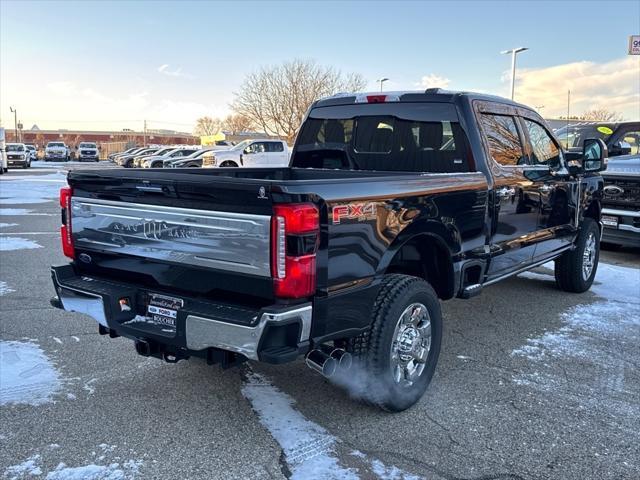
[501, 47, 528, 100]
[9, 106, 17, 142]
[143, 120, 147, 147]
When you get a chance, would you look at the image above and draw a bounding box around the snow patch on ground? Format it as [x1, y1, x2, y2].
[513, 262, 640, 409]
[0, 281, 15, 296]
[3, 454, 43, 478]
[0, 341, 63, 406]
[242, 371, 421, 479]
[0, 172, 67, 205]
[0, 208, 33, 216]
[242, 372, 356, 480]
[0, 222, 18, 228]
[0, 237, 43, 251]
[3, 456, 142, 480]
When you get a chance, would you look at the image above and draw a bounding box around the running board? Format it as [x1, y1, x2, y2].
[460, 283, 482, 299]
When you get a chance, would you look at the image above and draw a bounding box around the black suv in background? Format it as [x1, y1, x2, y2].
[554, 121, 640, 158]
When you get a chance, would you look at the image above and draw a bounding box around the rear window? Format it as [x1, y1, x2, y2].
[293, 103, 471, 173]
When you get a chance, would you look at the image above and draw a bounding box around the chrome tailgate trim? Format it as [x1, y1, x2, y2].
[71, 198, 271, 277]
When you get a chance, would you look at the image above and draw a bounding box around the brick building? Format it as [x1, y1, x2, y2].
[5, 128, 199, 148]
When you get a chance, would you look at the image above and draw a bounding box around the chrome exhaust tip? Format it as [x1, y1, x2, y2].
[320, 346, 352, 370]
[305, 349, 338, 377]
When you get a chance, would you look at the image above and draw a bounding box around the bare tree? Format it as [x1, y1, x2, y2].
[194, 116, 222, 136]
[231, 59, 366, 144]
[579, 109, 624, 122]
[221, 114, 255, 135]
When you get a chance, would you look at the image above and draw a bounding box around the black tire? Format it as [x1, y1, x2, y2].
[600, 241, 621, 251]
[22, 162, 27, 169]
[554, 217, 600, 293]
[220, 161, 238, 168]
[346, 274, 442, 412]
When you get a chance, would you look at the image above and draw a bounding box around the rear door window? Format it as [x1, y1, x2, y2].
[479, 114, 525, 167]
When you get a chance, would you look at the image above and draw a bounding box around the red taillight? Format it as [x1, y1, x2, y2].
[59, 186, 74, 259]
[271, 203, 319, 299]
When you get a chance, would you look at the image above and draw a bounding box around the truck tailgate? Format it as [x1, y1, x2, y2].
[72, 197, 271, 277]
[66, 170, 280, 302]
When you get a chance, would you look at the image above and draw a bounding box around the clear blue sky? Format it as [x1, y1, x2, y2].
[1, 0, 638, 130]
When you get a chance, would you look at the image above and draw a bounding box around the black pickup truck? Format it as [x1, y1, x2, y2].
[51, 90, 606, 411]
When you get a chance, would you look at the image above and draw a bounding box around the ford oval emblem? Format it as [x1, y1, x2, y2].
[79, 253, 92, 264]
[603, 185, 624, 197]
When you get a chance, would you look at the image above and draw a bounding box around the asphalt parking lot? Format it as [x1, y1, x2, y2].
[1, 166, 639, 480]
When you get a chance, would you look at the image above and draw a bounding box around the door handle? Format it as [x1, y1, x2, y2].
[539, 184, 554, 193]
[496, 187, 516, 198]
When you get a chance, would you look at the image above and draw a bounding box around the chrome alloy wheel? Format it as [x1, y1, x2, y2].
[390, 303, 431, 386]
[582, 232, 597, 281]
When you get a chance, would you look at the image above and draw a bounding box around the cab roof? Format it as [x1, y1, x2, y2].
[314, 88, 534, 112]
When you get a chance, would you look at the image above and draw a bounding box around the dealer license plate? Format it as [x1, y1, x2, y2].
[602, 215, 618, 228]
[146, 293, 183, 335]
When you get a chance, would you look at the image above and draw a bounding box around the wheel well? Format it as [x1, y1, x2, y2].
[221, 160, 238, 167]
[584, 200, 600, 224]
[385, 235, 455, 299]
[584, 200, 601, 235]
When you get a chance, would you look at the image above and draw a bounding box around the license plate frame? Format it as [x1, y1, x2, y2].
[145, 293, 184, 336]
[602, 215, 619, 228]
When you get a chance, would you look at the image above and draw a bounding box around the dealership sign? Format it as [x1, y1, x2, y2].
[630, 35, 640, 55]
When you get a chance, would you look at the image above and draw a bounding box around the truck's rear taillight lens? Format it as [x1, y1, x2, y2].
[59, 186, 74, 259]
[271, 203, 319, 299]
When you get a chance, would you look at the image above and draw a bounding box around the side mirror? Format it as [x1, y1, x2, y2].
[243, 148, 252, 154]
[582, 138, 608, 172]
[609, 140, 631, 157]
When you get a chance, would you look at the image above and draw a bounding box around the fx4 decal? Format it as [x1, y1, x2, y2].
[332, 203, 377, 224]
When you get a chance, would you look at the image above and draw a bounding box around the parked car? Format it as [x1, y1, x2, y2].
[201, 139, 289, 168]
[45, 142, 70, 161]
[118, 147, 161, 168]
[132, 147, 177, 168]
[51, 89, 606, 412]
[164, 148, 216, 168]
[555, 121, 639, 158]
[109, 147, 138, 162]
[141, 147, 200, 168]
[601, 153, 640, 248]
[6, 143, 31, 168]
[76, 142, 100, 162]
[25, 144, 38, 161]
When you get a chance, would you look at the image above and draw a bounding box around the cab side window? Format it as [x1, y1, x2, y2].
[621, 131, 640, 155]
[267, 142, 284, 152]
[246, 142, 266, 154]
[479, 114, 525, 167]
[523, 119, 561, 167]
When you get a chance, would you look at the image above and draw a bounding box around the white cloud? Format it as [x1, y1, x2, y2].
[511, 57, 639, 119]
[46, 81, 76, 96]
[157, 64, 192, 78]
[41, 80, 228, 131]
[418, 73, 451, 89]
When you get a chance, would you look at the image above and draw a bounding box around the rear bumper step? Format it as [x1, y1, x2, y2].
[51, 264, 311, 363]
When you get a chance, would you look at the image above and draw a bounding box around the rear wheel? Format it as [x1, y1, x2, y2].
[346, 274, 442, 412]
[555, 217, 600, 293]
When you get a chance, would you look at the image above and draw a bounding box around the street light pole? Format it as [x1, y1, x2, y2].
[500, 47, 528, 100]
[9, 106, 17, 142]
[377, 77, 389, 92]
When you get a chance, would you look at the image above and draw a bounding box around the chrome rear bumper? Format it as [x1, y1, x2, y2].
[51, 265, 311, 361]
